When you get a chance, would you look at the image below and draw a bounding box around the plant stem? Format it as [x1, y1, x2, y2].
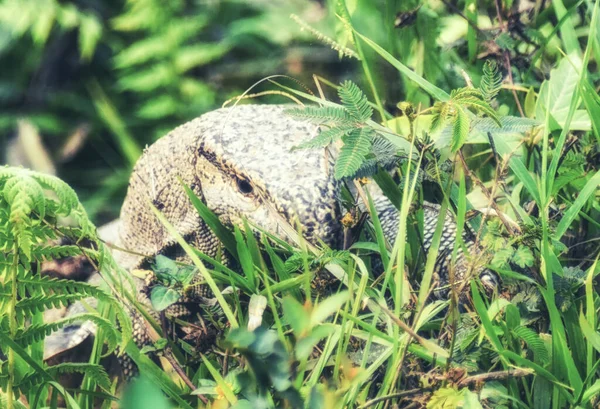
[7, 244, 19, 409]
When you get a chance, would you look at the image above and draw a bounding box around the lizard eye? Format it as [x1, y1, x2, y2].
[236, 177, 254, 195]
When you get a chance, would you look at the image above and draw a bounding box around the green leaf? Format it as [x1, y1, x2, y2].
[458, 97, 501, 127]
[579, 79, 600, 144]
[284, 106, 351, 123]
[174, 43, 230, 73]
[121, 375, 173, 409]
[78, 14, 102, 61]
[282, 296, 310, 337]
[463, 390, 484, 409]
[338, 80, 372, 122]
[226, 328, 256, 349]
[349, 241, 381, 253]
[427, 387, 465, 408]
[355, 31, 450, 102]
[295, 324, 335, 361]
[234, 226, 256, 291]
[580, 380, 600, 405]
[491, 247, 514, 269]
[451, 106, 470, 152]
[293, 125, 354, 150]
[176, 266, 196, 286]
[310, 291, 349, 326]
[536, 55, 590, 131]
[579, 312, 600, 354]
[524, 86, 536, 118]
[150, 286, 181, 311]
[153, 254, 178, 277]
[335, 128, 372, 179]
[513, 326, 549, 364]
[181, 181, 238, 261]
[555, 169, 600, 240]
[513, 246, 535, 268]
[480, 60, 502, 102]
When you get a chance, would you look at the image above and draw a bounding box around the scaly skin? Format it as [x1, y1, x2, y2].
[44, 104, 498, 376]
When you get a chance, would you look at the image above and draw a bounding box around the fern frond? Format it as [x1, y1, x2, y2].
[335, 128, 372, 179]
[458, 98, 501, 126]
[16, 275, 112, 301]
[16, 294, 93, 325]
[350, 158, 379, 179]
[293, 125, 355, 150]
[371, 135, 401, 166]
[32, 172, 80, 215]
[472, 116, 540, 133]
[3, 174, 45, 223]
[284, 106, 351, 123]
[32, 245, 83, 262]
[451, 87, 485, 101]
[338, 80, 372, 122]
[480, 60, 502, 102]
[513, 326, 549, 364]
[430, 102, 446, 132]
[18, 363, 111, 391]
[350, 135, 401, 178]
[28, 223, 58, 243]
[451, 106, 470, 152]
[15, 313, 118, 352]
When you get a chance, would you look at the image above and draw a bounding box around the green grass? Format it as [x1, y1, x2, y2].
[1, 0, 600, 408]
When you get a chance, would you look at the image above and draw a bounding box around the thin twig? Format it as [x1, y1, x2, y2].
[458, 368, 533, 386]
[360, 388, 428, 408]
[441, 0, 484, 35]
[504, 52, 526, 117]
[162, 351, 208, 404]
[456, 151, 517, 235]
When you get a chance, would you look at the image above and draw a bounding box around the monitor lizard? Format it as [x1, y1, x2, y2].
[43, 104, 498, 376]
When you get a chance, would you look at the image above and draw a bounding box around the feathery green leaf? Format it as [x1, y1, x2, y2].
[335, 128, 372, 179]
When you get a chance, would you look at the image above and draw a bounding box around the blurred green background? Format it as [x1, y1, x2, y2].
[0, 0, 583, 224]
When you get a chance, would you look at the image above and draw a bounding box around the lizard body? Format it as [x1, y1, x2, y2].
[44, 104, 498, 373]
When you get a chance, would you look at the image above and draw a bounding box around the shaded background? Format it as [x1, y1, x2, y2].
[0, 0, 580, 224]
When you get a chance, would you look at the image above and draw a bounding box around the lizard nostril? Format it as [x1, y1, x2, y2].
[236, 177, 254, 195]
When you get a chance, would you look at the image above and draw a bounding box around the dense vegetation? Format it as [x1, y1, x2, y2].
[1, 0, 599, 408]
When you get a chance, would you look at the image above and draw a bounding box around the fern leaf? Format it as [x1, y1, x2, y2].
[430, 102, 446, 132]
[473, 116, 540, 133]
[350, 135, 401, 178]
[451, 106, 470, 152]
[513, 326, 549, 364]
[32, 245, 83, 262]
[16, 313, 118, 352]
[350, 158, 379, 179]
[480, 60, 502, 102]
[335, 128, 372, 179]
[338, 80, 372, 122]
[18, 363, 111, 391]
[284, 106, 351, 123]
[371, 135, 401, 165]
[16, 275, 111, 301]
[293, 125, 354, 150]
[458, 97, 502, 127]
[16, 294, 93, 325]
[2, 175, 44, 259]
[451, 87, 485, 101]
[29, 171, 80, 216]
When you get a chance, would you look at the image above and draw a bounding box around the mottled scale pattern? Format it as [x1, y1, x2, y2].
[115, 105, 343, 270]
[46, 104, 498, 377]
[367, 185, 497, 297]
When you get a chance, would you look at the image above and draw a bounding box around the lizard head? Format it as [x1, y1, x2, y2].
[191, 105, 343, 248]
[117, 104, 344, 270]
